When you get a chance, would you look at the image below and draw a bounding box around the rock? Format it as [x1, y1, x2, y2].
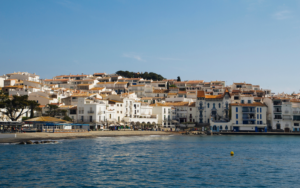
[44, 141, 51, 143]
[19, 141, 26, 145]
[53, 141, 59, 144]
[34, 141, 40, 144]
[26, 141, 33, 144]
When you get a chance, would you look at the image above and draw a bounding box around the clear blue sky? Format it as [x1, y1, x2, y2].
[1, 0, 300, 93]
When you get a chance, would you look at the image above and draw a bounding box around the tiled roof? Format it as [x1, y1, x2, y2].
[230, 102, 266, 107]
[129, 85, 145, 87]
[97, 82, 115, 84]
[115, 82, 128, 85]
[55, 75, 89, 77]
[153, 89, 169, 93]
[197, 91, 205, 98]
[187, 80, 204, 84]
[44, 79, 69, 82]
[205, 94, 223, 99]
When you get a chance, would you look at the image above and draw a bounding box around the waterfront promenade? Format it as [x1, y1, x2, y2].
[0, 131, 176, 143]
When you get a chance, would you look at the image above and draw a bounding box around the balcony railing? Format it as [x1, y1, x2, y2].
[282, 117, 292, 120]
[87, 111, 94, 114]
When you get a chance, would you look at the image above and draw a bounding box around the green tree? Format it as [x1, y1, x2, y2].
[46, 104, 59, 117]
[167, 82, 170, 90]
[177, 76, 181, 81]
[28, 100, 40, 118]
[63, 115, 72, 121]
[0, 92, 32, 121]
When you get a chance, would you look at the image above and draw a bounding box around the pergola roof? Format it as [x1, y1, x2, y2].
[24, 116, 69, 123]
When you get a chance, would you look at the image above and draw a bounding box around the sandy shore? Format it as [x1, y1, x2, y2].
[0, 131, 177, 143]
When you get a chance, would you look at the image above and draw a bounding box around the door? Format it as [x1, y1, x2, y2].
[284, 128, 290, 132]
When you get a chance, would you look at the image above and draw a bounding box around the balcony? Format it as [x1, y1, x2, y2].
[87, 111, 94, 114]
[282, 116, 292, 120]
[274, 108, 282, 113]
[273, 102, 282, 106]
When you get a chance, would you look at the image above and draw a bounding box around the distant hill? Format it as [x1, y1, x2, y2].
[116, 71, 165, 81]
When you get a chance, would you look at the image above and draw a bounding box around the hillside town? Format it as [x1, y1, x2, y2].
[1, 71, 300, 133]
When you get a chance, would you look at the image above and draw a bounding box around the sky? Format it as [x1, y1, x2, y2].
[1, 0, 300, 93]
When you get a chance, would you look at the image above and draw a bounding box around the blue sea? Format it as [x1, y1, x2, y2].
[1, 135, 300, 187]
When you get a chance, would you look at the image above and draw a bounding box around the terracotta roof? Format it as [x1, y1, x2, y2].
[197, 91, 205, 98]
[44, 79, 69, 82]
[119, 78, 141, 80]
[205, 95, 223, 99]
[178, 91, 187, 94]
[187, 80, 204, 84]
[141, 97, 154, 100]
[168, 93, 177, 96]
[97, 82, 115, 84]
[93, 73, 105, 76]
[71, 93, 94, 97]
[230, 102, 266, 107]
[129, 85, 145, 87]
[153, 89, 169, 93]
[115, 82, 128, 85]
[291, 99, 300, 103]
[232, 90, 241, 93]
[174, 81, 187, 84]
[234, 83, 245, 85]
[89, 87, 105, 91]
[55, 75, 89, 77]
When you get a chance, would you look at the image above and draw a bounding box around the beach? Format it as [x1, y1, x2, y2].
[0, 131, 177, 144]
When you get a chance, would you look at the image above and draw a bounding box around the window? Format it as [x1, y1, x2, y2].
[120, 111, 122, 113]
[213, 103, 215, 108]
[241, 100, 244, 104]
[236, 121, 238, 124]
[117, 111, 119, 113]
[260, 108, 262, 113]
[294, 123, 299, 126]
[190, 108, 192, 111]
[117, 104, 119, 107]
[257, 121, 259, 124]
[260, 121, 262, 124]
[248, 100, 251, 104]
[120, 104, 122, 107]
[260, 114, 262, 119]
[236, 107, 238, 112]
[257, 114, 259, 119]
[236, 114, 238, 119]
[207, 103, 210, 108]
[225, 125, 228, 130]
[219, 103, 221, 108]
[257, 108, 259, 113]
[220, 126, 223, 130]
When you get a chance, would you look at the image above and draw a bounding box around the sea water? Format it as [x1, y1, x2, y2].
[1, 135, 300, 187]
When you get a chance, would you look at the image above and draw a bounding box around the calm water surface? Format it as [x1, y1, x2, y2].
[1, 135, 300, 187]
